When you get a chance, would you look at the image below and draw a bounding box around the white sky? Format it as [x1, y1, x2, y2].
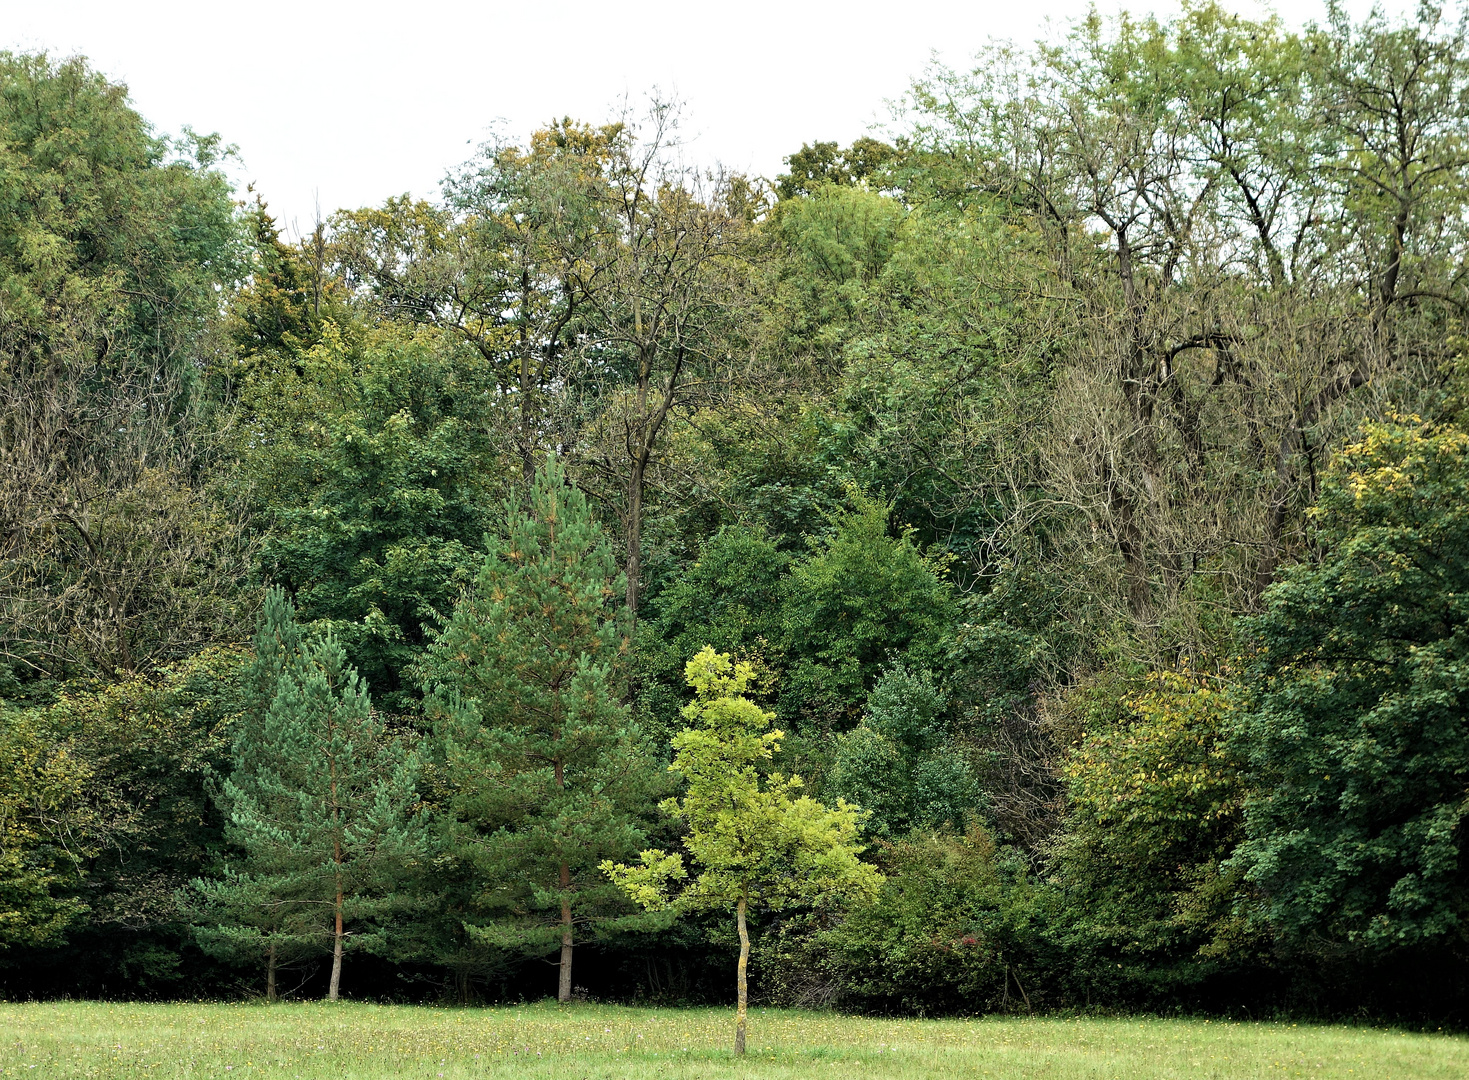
[0, 0, 1425, 235]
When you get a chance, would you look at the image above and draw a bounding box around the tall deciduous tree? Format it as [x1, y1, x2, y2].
[1234, 419, 1469, 949]
[0, 52, 247, 686]
[605, 647, 881, 1054]
[897, 1, 1469, 657]
[421, 455, 657, 1002]
[333, 104, 760, 627]
[333, 121, 616, 484]
[566, 100, 756, 624]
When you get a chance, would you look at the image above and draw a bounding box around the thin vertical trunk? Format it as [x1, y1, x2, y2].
[328, 877, 344, 1001]
[625, 455, 646, 623]
[327, 740, 344, 1001]
[558, 862, 574, 1003]
[625, 320, 650, 625]
[266, 940, 277, 1003]
[623, 343, 685, 629]
[519, 267, 535, 485]
[734, 896, 749, 1056]
[555, 755, 574, 1003]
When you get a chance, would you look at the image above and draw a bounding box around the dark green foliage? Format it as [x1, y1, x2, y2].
[776, 138, 898, 200]
[636, 526, 791, 748]
[243, 325, 506, 709]
[636, 493, 961, 795]
[420, 456, 660, 997]
[204, 588, 426, 998]
[13, 1, 1469, 1018]
[828, 666, 978, 837]
[782, 493, 958, 728]
[1234, 421, 1469, 950]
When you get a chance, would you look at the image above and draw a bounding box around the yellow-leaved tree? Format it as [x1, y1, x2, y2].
[603, 647, 882, 1054]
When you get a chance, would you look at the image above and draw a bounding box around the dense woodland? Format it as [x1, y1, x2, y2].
[6, 0, 1469, 1022]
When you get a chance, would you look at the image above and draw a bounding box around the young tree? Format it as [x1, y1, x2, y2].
[420, 454, 658, 1003]
[207, 589, 424, 1001]
[186, 867, 318, 1003]
[188, 588, 314, 1000]
[604, 647, 882, 1054]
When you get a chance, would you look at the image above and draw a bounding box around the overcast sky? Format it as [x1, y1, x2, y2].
[1, 0, 1424, 235]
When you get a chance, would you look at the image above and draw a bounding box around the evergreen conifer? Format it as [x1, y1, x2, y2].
[194, 589, 424, 1000]
[422, 455, 659, 1002]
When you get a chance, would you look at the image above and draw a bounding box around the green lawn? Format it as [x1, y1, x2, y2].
[1, 1000, 1465, 1079]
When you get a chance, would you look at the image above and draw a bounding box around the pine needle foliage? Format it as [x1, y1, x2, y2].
[421, 455, 660, 1002]
[194, 589, 425, 1000]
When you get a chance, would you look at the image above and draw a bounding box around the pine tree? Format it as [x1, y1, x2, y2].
[421, 455, 659, 1002]
[189, 589, 310, 999]
[186, 867, 318, 1003]
[196, 589, 424, 1001]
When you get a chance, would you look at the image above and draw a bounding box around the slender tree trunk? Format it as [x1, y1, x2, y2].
[328, 849, 344, 1001]
[558, 862, 574, 1003]
[621, 285, 651, 624]
[554, 752, 574, 1003]
[266, 940, 277, 1003]
[328, 750, 344, 1001]
[328, 890, 344, 1000]
[734, 896, 749, 1056]
[625, 455, 646, 622]
[623, 347, 684, 628]
[519, 268, 535, 485]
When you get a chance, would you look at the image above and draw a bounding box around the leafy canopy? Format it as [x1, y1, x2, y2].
[1234, 419, 1469, 948]
[605, 647, 881, 913]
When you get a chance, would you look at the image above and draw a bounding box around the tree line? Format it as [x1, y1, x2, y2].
[4, 0, 1469, 1022]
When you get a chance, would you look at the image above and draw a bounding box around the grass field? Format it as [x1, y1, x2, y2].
[2, 1001, 1466, 1079]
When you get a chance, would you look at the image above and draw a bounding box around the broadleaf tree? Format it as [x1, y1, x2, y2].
[0, 711, 88, 950]
[604, 647, 882, 1054]
[1233, 419, 1469, 949]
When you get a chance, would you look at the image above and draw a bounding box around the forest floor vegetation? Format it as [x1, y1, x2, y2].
[2, 1000, 1466, 1079]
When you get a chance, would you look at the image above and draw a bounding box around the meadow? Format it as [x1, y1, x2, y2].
[2, 1001, 1466, 1080]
